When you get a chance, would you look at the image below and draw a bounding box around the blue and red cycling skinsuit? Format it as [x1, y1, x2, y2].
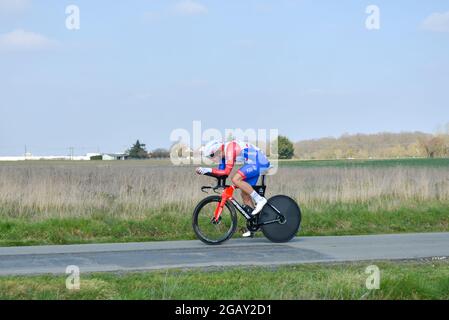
[212, 141, 271, 186]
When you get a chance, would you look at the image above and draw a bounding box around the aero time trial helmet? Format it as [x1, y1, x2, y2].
[202, 139, 223, 158]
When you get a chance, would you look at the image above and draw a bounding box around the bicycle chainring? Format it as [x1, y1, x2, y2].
[246, 216, 260, 232]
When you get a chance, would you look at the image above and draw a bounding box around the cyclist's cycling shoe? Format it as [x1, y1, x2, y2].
[242, 230, 254, 238]
[252, 198, 267, 216]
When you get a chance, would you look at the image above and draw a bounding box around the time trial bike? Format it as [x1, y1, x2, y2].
[192, 171, 301, 245]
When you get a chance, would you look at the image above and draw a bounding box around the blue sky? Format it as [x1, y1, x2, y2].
[0, 0, 449, 155]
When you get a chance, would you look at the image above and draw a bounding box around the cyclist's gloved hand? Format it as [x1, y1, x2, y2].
[196, 167, 212, 175]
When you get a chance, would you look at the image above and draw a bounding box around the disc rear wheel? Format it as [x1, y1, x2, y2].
[259, 195, 301, 243]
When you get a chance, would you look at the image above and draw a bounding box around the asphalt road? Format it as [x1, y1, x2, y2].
[0, 232, 448, 276]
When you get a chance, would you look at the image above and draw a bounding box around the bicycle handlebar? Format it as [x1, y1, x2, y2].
[201, 173, 229, 193]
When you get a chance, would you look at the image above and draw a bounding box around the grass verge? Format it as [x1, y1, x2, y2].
[0, 201, 448, 246]
[1, 259, 448, 299]
[281, 158, 449, 168]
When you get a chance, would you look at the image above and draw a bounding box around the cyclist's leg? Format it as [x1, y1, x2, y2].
[232, 165, 257, 205]
[231, 166, 256, 196]
[241, 191, 253, 208]
[234, 165, 265, 237]
[234, 165, 266, 215]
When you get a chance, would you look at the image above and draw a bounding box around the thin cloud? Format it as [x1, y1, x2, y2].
[142, 1, 208, 23]
[0, 29, 55, 51]
[173, 0, 208, 16]
[0, 0, 31, 14]
[421, 11, 449, 33]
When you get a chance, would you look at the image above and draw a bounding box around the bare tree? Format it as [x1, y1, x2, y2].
[419, 136, 447, 158]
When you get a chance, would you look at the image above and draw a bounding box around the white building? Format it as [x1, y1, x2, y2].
[0, 153, 127, 161]
[101, 153, 128, 161]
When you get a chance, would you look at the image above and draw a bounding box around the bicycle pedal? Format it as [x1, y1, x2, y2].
[248, 214, 258, 222]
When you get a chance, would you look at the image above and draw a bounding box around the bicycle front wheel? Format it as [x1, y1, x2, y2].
[192, 195, 238, 245]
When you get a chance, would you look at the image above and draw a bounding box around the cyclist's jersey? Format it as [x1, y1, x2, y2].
[212, 141, 270, 180]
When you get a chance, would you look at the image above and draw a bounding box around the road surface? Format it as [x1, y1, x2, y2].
[0, 232, 448, 276]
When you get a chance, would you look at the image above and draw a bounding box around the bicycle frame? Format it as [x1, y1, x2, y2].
[204, 177, 285, 226]
[229, 189, 284, 225]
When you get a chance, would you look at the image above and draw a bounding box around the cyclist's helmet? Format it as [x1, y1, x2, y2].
[202, 139, 223, 158]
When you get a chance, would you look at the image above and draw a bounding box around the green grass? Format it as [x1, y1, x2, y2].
[1, 259, 448, 299]
[301, 201, 449, 236]
[0, 211, 196, 247]
[280, 158, 449, 168]
[3, 157, 447, 168]
[0, 201, 448, 247]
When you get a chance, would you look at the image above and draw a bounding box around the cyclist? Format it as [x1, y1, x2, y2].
[196, 139, 271, 237]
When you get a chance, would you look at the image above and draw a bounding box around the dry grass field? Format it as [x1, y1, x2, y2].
[0, 161, 448, 218]
[0, 159, 448, 245]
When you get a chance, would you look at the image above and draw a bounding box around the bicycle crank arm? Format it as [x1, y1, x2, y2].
[258, 218, 285, 226]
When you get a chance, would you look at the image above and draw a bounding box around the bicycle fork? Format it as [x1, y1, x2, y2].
[214, 186, 236, 222]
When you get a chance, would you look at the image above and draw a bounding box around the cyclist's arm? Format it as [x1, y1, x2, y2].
[212, 142, 237, 176]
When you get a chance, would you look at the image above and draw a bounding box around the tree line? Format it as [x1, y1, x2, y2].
[125, 131, 449, 161]
[127, 140, 170, 159]
[294, 132, 449, 160]
[125, 137, 296, 160]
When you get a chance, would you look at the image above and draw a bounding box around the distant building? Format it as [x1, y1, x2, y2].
[101, 153, 128, 161]
[0, 155, 91, 161]
[0, 152, 128, 161]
